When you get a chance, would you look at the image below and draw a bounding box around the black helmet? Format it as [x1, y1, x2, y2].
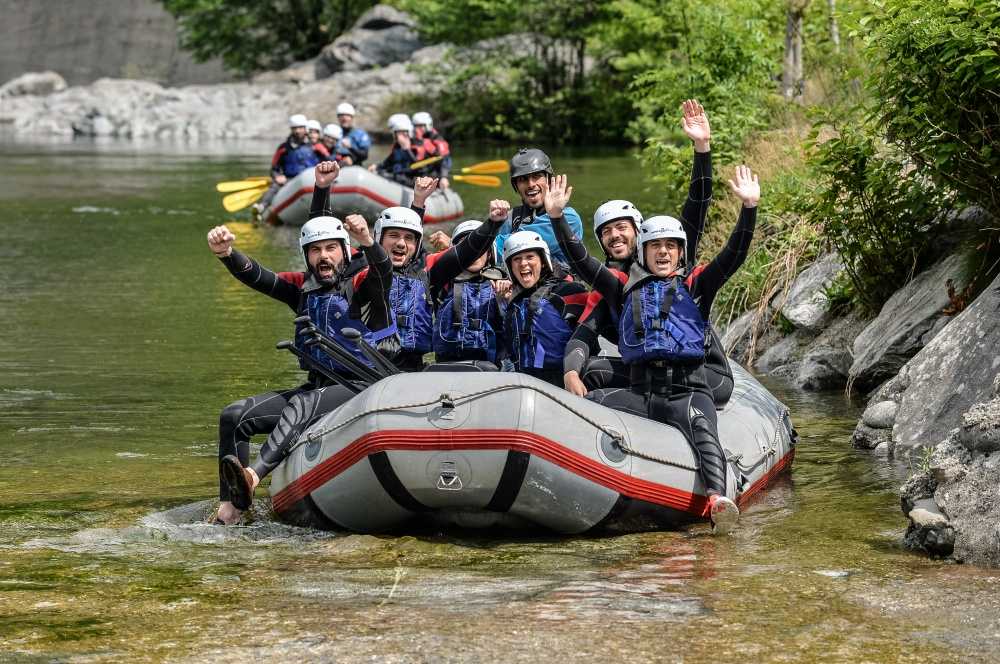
[509, 148, 553, 189]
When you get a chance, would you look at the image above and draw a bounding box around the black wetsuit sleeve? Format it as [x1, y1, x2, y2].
[564, 309, 604, 375]
[550, 213, 624, 310]
[411, 204, 425, 220]
[692, 205, 757, 317]
[218, 249, 300, 311]
[427, 222, 500, 289]
[354, 243, 394, 330]
[549, 281, 589, 326]
[310, 185, 332, 218]
[679, 150, 712, 263]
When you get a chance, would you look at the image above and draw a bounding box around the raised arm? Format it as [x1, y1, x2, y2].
[428, 200, 509, 289]
[344, 214, 394, 330]
[309, 161, 341, 218]
[678, 99, 713, 263]
[207, 225, 300, 310]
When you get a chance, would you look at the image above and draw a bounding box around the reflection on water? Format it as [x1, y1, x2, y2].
[1, 138, 998, 662]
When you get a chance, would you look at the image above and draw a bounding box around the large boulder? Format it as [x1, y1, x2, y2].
[0, 71, 67, 98]
[315, 5, 423, 78]
[892, 270, 1000, 450]
[779, 253, 844, 330]
[849, 252, 970, 393]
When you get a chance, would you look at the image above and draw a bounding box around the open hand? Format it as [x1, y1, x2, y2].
[428, 230, 451, 252]
[315, 160, 340, 188]
[544, 174, 573, 219]
[681, 99, 711, 150]
[413, 176, 439, 207]
[727, 164, 760, 208]
[488, 199, 511, 223]
[344, 214, 373, 246]
[207, 225, 236, 257]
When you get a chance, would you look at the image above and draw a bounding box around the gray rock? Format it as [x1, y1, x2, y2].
[315, 5, 423, 78]
[908, 498, 948, 528]
[873, 441, 891, 457]
[755, 332, 805, 374]
[862, 400, 898, 429]
[0, 70, 67, 97]
[780, 253, 844, 330]
[795, 346, 852, 391]
[852, 421, 892, 450]
[849, 252, 969, 392]
[719, 310, 755, 359]
[957, 395, 1000, 453]
[893, 270, 1000, 451]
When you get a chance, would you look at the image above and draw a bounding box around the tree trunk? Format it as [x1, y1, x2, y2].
[828, 0, 840, 52]
[782, 4, 805, 102]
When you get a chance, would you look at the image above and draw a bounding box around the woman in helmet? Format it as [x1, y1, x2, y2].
[501, 231, 589, 386]
[321, 124, 344, 161]
[548, 166, 761, 534]
[412, 111, 452, 188]
[425, 199, 512, 368]
[370, 114, 424, 187]
[209, 163, 395, 524]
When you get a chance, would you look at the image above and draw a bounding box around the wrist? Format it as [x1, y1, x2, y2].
[693, 140, 710, 153]
[214, 248, 232, 258]
[742, 201, 758, 209]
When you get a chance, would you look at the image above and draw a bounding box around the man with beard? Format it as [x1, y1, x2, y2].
[255, 114, 323, 214]
[209, 160, 394, 524]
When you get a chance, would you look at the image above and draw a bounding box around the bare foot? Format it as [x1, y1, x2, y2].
[215, 501, 242, 525]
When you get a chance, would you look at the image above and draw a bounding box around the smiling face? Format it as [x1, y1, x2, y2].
[380, 228, 419, 267]
[308, 129, 321, 143]
[644, 238, 683, 278]
[513, 172, 549, 210]
[510, 251, 544, 289]
[338, 113, 354, 129]
[291, 126, 307, 142]
[306, 239, 345, 280]
[599, 219, 638, 261]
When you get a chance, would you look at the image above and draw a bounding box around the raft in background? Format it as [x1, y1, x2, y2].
[268, 364, 796, 534]
[261, 166, 465, 230]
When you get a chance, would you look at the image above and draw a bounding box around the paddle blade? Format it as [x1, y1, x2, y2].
[461, 160, 510, 175]
[409, 155, 444, 171]
[222, 185, 267, 212]
[216, 177, 270, 193]
[453, 174, 501, 187]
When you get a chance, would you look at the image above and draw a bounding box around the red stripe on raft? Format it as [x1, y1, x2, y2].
[271, 428, 794, 518]
[271, 185, 315, 218]
[736, 447, 796, 510]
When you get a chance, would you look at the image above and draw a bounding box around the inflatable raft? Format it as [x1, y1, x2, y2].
[262, 166, 465, 228]
[268, 363, 796, 534]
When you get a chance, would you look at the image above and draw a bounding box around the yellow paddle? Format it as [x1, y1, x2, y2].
[461, 160, 509, 175]
[222, 184, 268, 212]
[409, 155, 444, 171]
[453, 174, 501, 187]
[216, 176, 270, 193]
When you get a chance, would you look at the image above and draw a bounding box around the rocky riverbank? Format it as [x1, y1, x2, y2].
[0, 5, 550, 141]
[722, 207, 999, 565]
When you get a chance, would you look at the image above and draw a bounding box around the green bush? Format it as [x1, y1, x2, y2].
[862, 0, 1000, 220]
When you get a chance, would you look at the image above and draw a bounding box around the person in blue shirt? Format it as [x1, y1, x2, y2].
[493, 148, 584, 274]
[335, 102, 372, 166]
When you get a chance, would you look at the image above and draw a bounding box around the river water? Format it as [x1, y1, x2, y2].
[2, 139, 999, 662]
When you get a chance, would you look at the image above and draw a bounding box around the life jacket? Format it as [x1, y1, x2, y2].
[294, 277, 397, 374]
[433, 277, 499, 362]
[418, 130, 450, 158]
[390, 262, 433, 354]
[283, 140, 320, 178]
[617, 265, 706, 366]
[505, 280, 573, 371]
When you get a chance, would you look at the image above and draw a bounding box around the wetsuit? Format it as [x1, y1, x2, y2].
[552, 205, 756, 496]
[215, 185, 393, 501]
[376, 142, 424, 187]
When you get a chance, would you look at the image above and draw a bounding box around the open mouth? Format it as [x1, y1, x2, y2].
[316, 260, 337, 278]
[519, 268, 535, 281]
[391, 248, 408, 263]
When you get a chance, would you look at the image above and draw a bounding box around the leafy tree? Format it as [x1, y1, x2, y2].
[160, 0, 376, 75]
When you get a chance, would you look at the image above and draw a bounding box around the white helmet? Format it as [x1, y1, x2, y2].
[503, 231, 552, 272]
[636, 215, 687, 269]
[451, 220, 483, 241]
[374, 206, 423, 244]
[412, 111, 433, 129]
[593, 199, 643, 244]
[299, 216, 349, 266]
[305, 119, 322, 132]
[322, 123, 343, 140]
[336, 102, 356, 116]
[387, 113, 414, 136]
[288, 113, 308, 128]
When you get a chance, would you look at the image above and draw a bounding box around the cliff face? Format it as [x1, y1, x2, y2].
[0, 0, 229, 86]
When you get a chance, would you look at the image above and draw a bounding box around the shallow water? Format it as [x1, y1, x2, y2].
[2, 138, 998, 663]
